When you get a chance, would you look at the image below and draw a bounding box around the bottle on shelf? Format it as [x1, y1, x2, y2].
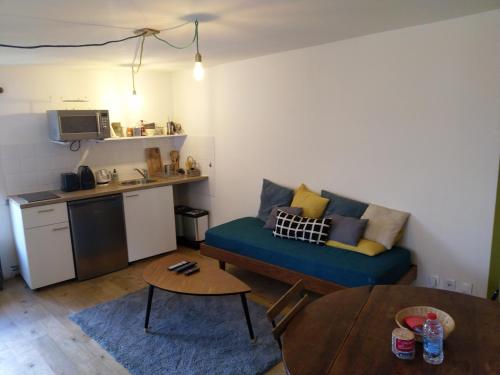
[140, 120, 146, 136]
[423, 312, 444, 365]
[111, 169, 119, 183]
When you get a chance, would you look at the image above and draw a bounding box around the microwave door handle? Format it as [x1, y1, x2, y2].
[96, 113, 101, 137]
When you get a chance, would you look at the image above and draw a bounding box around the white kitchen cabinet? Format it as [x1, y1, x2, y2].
[9, 201, 75, 289]
[123, 185, 176, 262]
[21, 202, 68, 229]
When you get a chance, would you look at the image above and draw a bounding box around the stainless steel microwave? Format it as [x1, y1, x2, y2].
[47, 110, 111, 141]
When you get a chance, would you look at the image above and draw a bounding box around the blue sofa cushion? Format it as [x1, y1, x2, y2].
[321, 190, 368, 218]
[205, 217, 412, 288]
[257, 179, 294, 222]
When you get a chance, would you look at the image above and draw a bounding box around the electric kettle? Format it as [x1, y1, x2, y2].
[77, 166, 96, 189]
[95, 169, 112, 185]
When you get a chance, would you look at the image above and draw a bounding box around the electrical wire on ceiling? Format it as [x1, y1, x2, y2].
[0, 33, 146, 49]
[0, 19, 205, 86]
[153, 23, 197, 49]
[159, 21, 191, 32]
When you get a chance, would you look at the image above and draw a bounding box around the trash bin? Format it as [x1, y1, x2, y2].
[174, 205, 192, 237]
[182, 209, 209, 242]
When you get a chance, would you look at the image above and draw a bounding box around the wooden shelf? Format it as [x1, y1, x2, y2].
[50, 134, 187, 145]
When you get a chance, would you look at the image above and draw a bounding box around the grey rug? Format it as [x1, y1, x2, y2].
[70, 288, 281, 375]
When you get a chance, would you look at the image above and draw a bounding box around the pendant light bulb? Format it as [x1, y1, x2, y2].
[193, 52, 204, 81]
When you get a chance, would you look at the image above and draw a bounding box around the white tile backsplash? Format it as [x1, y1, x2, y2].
[0, 138, 179, 195]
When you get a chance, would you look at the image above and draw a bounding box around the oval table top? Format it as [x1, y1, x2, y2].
[282, 285, 500, 375]
[143, 252, 251, 296]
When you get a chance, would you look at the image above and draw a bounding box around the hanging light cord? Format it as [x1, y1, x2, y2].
[131, 35, 146, 94]
[131, 20, 199, 93]
[0, 19, 202, 93]
[153, 19, 198, 50]
[132, 35, 146, 74]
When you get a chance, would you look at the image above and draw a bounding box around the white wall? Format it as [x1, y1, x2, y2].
[0, 66, 176, 278]
[172, 11, 500, 297]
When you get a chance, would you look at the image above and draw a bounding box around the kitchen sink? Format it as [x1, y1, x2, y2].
[120, 178, 158, 186]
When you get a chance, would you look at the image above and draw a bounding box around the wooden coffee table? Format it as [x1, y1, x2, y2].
[282, 285, 500, 375]
[142, 253, 255, 340]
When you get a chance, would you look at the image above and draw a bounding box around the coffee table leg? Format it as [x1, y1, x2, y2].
[144, 285, 155, 332]
[240, 293, 255, 341]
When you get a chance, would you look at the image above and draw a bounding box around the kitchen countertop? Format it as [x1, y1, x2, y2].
[9, 175, 208, 208]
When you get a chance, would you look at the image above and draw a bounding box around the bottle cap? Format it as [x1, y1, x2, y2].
[427, 312, 437, 320]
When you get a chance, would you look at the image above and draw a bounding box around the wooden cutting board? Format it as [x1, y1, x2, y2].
[145, 147, 163, 177]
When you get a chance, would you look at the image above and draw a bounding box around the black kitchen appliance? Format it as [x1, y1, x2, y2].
[77, 166, 95, 190]
[61, 172, 80, 192]
[67, 194, 128, 280]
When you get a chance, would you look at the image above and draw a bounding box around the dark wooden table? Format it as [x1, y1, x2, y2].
[282, 285, 500, 375]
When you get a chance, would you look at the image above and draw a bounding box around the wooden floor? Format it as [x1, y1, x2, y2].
[0, 247, 287, 375]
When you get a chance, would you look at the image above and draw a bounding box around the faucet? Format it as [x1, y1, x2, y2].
[134, 168, 149, 179]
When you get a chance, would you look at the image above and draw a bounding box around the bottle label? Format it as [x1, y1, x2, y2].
[396, 339, 414, 352]
[424, 340, 442, 355]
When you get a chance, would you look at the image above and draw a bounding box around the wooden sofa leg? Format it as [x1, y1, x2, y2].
[219, 261, 226, 271]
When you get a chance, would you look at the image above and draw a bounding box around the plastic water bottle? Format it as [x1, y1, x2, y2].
[423, 312, 444, 365]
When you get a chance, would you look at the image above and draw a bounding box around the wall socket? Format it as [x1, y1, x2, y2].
[457, 282, 473, 295]
[444, 279, 456, 291]
[428, 275, 473, 295]
[428, 275, 439, 288]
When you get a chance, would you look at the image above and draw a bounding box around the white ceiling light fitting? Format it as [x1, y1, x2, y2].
[193, 20, 204, 81]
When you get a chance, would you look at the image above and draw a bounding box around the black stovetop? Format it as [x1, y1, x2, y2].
[18, 191, 60, 203]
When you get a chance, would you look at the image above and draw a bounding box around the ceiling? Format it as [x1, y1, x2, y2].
[0, 0, 499, 70]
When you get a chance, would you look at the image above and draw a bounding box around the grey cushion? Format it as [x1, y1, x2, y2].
[321, 190, 368, 218]
[257, 179, 294, 221]
[263, 206, 303, 229]
[327, 214, 368, 245]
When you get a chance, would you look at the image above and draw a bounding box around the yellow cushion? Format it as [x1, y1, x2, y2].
[291, 184, 329, 218]
[326, 239, 386, 256]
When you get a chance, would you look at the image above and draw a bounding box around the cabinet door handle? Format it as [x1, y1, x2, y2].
[53, 226, 68, 231]
[38, 208, 55, 213]
[125, 194, 139, 198]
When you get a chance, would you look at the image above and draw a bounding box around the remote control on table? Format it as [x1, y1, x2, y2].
[184, 266, 200, 276]
[168, 260, 189, 271]
[175, 262, 197, 273]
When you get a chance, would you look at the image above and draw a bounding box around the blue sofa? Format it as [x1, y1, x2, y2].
[201, 217, 416, 294]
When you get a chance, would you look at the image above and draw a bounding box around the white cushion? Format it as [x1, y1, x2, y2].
[361, 204, 410, 249]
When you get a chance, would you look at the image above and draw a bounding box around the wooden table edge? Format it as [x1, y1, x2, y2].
[143, 280, 251, 297]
